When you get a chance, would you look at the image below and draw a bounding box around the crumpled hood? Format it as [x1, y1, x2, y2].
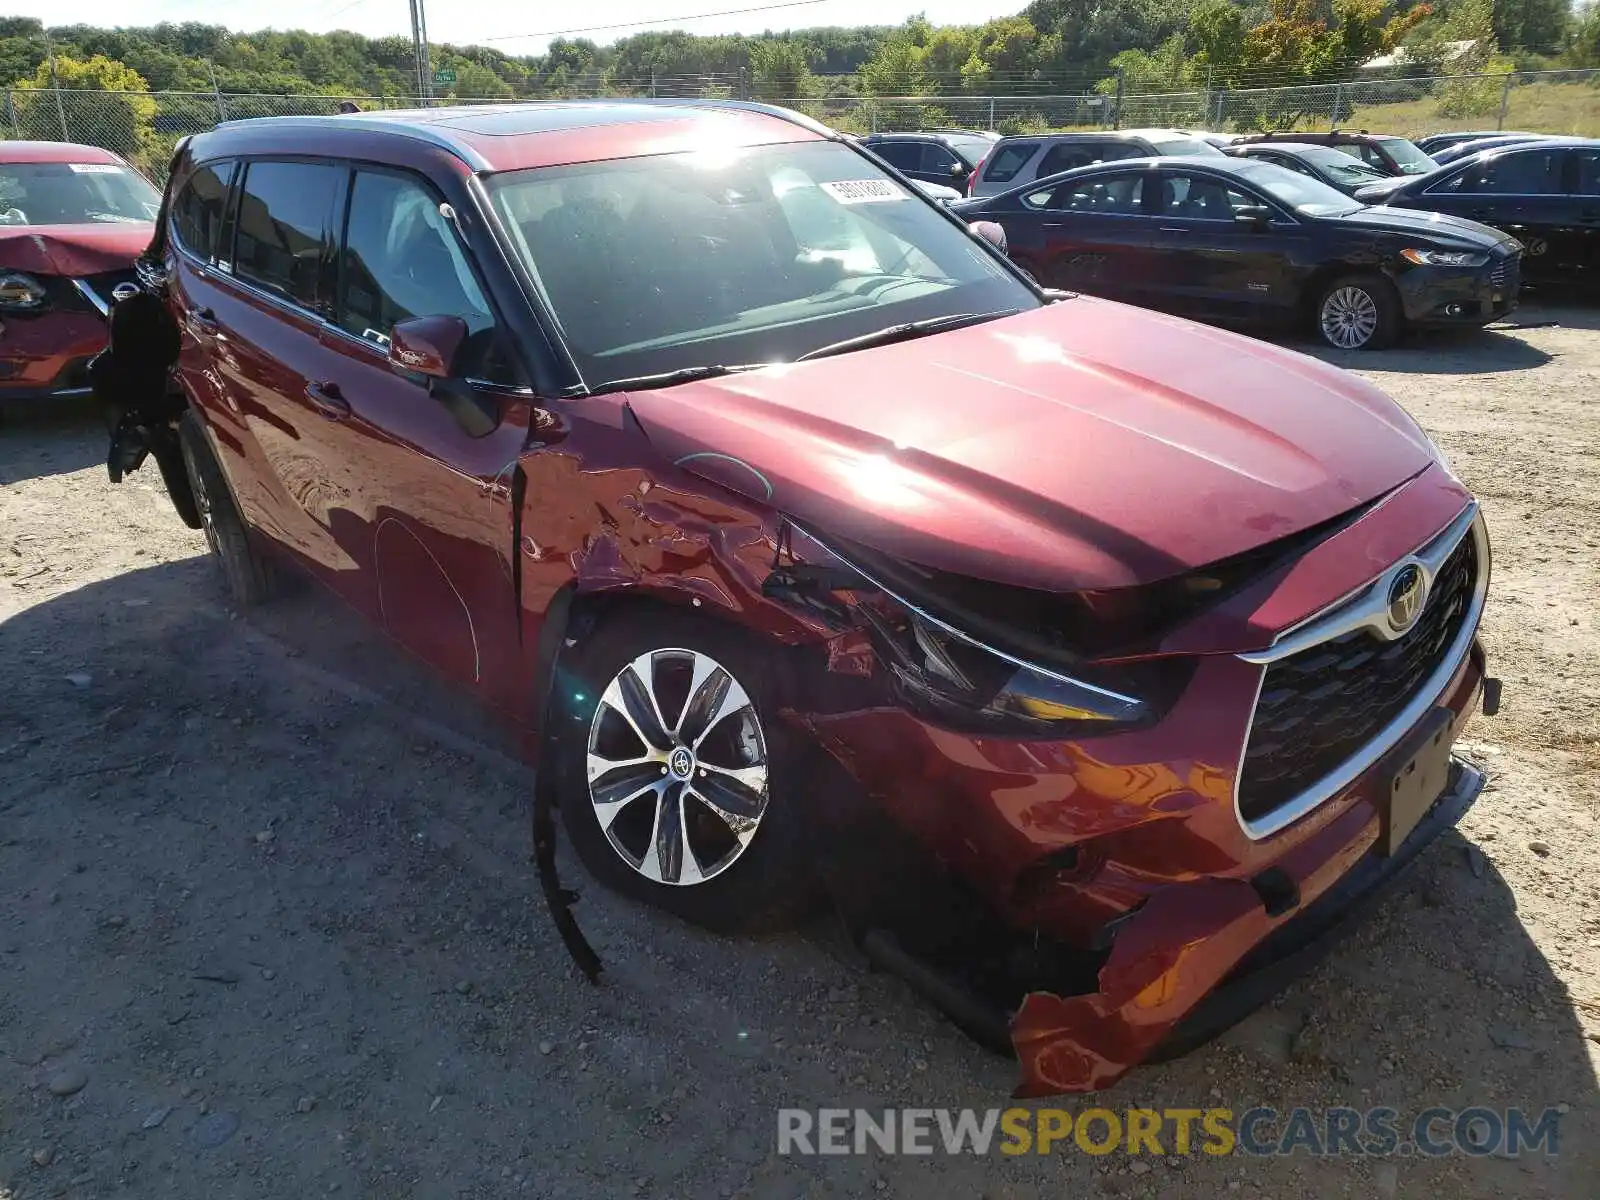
[625, 298, 1435, 592]
[0, 223, 152, 276]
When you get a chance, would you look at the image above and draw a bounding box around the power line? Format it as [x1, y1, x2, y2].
[483, 0, 831, 43]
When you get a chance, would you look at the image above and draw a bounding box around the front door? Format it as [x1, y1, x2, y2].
[1576, 146, 1600, 276]
[311, 166, 534, 713]
[1141, 170, 1290, 323]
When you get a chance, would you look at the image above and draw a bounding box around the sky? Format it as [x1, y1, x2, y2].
[8, 0, 1029, 54]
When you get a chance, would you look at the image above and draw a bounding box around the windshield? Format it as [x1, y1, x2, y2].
[1150, 138, 1225, 157]
[1377, 137, 1438, 175]
[485, 140, 1036, 385]
[0, 161, 159, 226]
[1300, 147, 1389, 187]
[1234, 161, 1365, 216]
[945, 136, 996, 165]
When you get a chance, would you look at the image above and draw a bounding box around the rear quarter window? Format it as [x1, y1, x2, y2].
[983, 143, 1038, 183]
[171, 160, 234, 262]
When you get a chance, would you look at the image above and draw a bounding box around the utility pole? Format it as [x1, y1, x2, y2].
[409, 0, 433, 106]
[46, 36, 69, 140]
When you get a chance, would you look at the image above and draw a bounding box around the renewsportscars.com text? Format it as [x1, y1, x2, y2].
[776, 1106, 1562, 1158]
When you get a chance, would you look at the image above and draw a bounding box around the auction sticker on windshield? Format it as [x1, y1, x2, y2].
[68, 163, 122, 174]
[821, 179, 907, 204]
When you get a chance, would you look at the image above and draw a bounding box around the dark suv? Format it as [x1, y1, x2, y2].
[95, 100, 1494, 1098]
[1231, 130, 1437, 176]
[859, 129, 997, 189]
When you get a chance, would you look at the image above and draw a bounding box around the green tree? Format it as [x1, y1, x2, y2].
[15, 54, 156, 161]
[860, 26, 930, 96]
[748, 39, 815, 101]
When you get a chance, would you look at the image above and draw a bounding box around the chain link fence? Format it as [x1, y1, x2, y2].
[3, 66, 1596, 180]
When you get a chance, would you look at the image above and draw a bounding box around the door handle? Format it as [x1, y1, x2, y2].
[1159, 226, 1188, 233]
[187, 306, 218, 334]
[305, 381, 351, 419]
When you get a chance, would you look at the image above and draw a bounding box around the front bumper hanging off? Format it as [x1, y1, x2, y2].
[1011, 757, 1486, 1096]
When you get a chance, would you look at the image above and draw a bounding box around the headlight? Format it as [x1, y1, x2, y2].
[1400, 248, 1488, 268]
[772, 524, 1197, 736]
[867, 603, 1152, 733]
[0, 272, 47, 312]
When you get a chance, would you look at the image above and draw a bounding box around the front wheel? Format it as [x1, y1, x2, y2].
[1315, 274, 1400, 350]
[551, 608, 815, 933]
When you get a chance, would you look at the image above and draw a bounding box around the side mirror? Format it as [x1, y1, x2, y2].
[1234, 205, 1273, 229]
[949, 162, 967, 179]
[388, 314, 468, 379]
[389, 314, 499, 438]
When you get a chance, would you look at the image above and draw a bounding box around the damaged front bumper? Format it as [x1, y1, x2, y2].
[800, 633, 1489, 1097]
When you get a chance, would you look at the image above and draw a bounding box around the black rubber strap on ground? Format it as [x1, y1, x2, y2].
[531, 758, 603, 984]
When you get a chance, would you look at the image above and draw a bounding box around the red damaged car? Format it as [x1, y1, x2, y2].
[1, 141, 158, 404]
[97, 101, 1496, 1097]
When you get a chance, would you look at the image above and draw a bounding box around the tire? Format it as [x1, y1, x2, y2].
[1315, 273, 1400, 350]
[550, 607, 816, 934]
[178, 410, 286, 607]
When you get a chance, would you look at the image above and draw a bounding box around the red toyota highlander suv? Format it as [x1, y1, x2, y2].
[96, 101, 1496, 1097]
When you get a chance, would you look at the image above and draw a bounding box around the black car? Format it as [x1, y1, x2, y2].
[1230, 130, 1437, 176]
[955, 156, 1521, 350]
[1226, 141, 1392, 195]
[858, 130, 997, 189]
[1355, 138, 1599, 284]
[1417, 130, 1539, 155]
[1429, 133, 1550, 166]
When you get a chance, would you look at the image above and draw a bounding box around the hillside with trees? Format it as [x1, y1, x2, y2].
[0, 0, 1593, 171]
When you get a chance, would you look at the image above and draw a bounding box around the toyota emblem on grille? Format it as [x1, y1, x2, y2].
[1386, 563, 1428, 633]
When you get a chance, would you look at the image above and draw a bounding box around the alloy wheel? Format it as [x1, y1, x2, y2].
[585, 648, 769, 886]
[1320, 286, 1379, 349]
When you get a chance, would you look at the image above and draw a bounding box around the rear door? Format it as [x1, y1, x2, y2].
[192, 157, 380, 607]
[1012, 169, 1154, 299]
[1141, 169, 1294, 322]
[1418, 146, 1576, 279]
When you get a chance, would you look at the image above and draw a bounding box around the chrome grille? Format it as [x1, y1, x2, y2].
[1238, 532, 1479, 824]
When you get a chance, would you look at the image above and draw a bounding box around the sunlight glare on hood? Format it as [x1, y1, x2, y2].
[993, 331, 1073, 366]
[837, 451, 925, 509]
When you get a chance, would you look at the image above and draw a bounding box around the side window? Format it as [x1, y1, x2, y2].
[339, 170, 508, 381]
[1027, 173, 1145, 214]
[923, 144, 960, 175]
[233, 160, 343, 311]
[171, 160, 234, 263]
[1037, 143, 1094, 178]
[1578, 150, 1600, 197]
[1151, 173, 1253, 220]
[983, 142, 1038, 183]
[871, 141, 924, 172]
[1469, 149, 1566, 195]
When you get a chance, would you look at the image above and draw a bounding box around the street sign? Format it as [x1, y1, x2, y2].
[433, 67, 456, 85]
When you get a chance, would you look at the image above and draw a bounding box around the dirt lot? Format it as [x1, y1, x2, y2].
[2, 305, 1598, 1200]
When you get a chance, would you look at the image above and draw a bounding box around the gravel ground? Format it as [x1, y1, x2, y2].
[1, 305, 1597, 1199]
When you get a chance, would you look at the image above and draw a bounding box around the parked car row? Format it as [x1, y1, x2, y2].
[85, 99, 1498, 1096]
[953, 154, 1522, 349]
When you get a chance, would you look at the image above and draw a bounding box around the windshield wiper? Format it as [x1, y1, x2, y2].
[583, 362, 773, 395]
[797, 309, 1021, 363]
